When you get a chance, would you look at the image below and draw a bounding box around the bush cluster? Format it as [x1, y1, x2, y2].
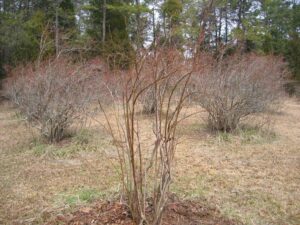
[193, 54, 286, 131]
[5, 60, 97, 142]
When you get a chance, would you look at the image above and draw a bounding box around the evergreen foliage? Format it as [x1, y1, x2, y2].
[0, 0, 299, 77]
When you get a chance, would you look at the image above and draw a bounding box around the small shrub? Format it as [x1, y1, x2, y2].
[101, 49, 192, 225]
[194, 54, 286, 132]
[5, 59, 97, 142]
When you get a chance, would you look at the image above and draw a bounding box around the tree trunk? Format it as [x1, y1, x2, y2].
[218, 8, 222, 45]
[135, 0, 142, 50]
[102, 0, 106, 46]
[152, 7, 156, 48]
[213, 9, 218, 50]
[225, 0, 228, 44]
[55, 5, 59, 57]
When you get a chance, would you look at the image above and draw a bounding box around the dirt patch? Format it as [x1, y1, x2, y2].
[47, 196, 241, 225]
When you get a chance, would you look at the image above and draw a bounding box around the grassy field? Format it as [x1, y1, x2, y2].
[0, 98, 299, 225]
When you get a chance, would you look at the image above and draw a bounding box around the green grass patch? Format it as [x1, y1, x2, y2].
[171, 174, 210, 199]
[73, 129, 93, 145]
[59, 187, 106, 206]
[10, 111, 25, 121]
[238, 125, 277, 144]
[212, 125, 277, 145]
[30, 137, 53, 156]
[28, 128, 103, 158]
[216, 131, 232, 143]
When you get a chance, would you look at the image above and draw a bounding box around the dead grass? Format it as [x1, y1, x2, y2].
[0, 98, 299, 225]
[173, 98, 300, 225]
[0, 102, 119, 224]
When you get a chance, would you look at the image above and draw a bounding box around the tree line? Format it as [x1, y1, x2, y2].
[0, 0, 299, 78]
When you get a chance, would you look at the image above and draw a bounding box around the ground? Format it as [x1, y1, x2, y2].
[0, 97, 299, 225]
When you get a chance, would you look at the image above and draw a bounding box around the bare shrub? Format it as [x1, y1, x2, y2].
[141, 87, 157, 114]
[100, 49, 192, 224]
[139, 50, 186, 115]
[193, 54, 286, 132]
[5, 59, 97, 142]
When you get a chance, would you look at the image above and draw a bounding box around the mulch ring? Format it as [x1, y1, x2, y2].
[46, 196, 241, 225]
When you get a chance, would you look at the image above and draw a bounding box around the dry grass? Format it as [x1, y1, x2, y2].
[0, 98, 299, 225]
[173, 98, 300, 225]
[0, 102, 119, 224]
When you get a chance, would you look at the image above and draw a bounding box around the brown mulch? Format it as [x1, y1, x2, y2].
[46, 196, 241, 225]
